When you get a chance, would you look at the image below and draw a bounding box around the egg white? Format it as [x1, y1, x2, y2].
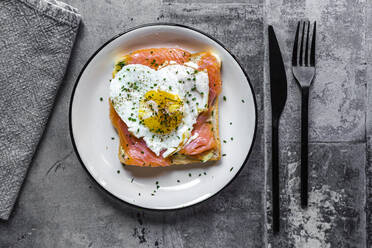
[110, 63, 209, 157]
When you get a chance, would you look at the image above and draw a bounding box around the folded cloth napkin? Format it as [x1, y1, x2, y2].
[0, 0, 80, 220]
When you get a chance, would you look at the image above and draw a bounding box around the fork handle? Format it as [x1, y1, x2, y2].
[301, 87, 309, 208]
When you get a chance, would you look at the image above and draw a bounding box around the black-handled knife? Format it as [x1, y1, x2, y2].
[268, 25, 287, 233]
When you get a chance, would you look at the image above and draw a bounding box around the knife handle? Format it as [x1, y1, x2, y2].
[272, 118, 280, 233]
[301, 87, 309, 208]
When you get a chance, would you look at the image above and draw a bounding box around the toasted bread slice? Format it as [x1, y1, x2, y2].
[112, 49, 221, 165]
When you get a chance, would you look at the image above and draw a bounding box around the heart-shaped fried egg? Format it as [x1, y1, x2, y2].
[110, 64, 209, 157]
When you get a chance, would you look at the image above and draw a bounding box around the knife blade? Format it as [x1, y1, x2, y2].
[268, 25, 287, 233]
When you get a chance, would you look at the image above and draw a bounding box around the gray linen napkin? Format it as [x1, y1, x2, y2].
[0, 0, 80, 220]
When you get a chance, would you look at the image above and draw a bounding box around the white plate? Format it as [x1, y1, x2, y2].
[69, 24, 257, 210]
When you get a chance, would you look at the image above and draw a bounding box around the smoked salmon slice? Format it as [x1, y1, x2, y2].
[125, 48, 191, 70]
[110, 102, 170, 167]
[179, 116, 217, 155]
[196, 52, 222, 108]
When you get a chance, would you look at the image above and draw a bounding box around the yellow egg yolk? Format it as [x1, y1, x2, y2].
[139, 90, 184, 134]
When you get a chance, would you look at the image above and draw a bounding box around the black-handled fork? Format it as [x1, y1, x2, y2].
[292, 21, 316, 208]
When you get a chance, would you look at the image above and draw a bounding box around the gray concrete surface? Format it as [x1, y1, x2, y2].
[265, 0, 370, 247]
[366, 1, 372, 247]
[1, 0, 372, 247]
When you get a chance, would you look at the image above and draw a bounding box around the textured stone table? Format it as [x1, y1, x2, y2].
[265, 0, 371, 247]
[265, 0, 370, 247]
[0, 0, 371, 247]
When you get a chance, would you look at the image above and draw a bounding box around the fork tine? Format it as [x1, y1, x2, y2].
[299, 21, 305, 66]
[292, 21, 300, 66]
[304, 21, 310, 66]
[310, 21, 316, 66]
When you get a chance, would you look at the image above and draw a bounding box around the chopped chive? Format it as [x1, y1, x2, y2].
[230, 167, 234, 172]
[117, 170, 120, 174]
[177, 180, 180, 183]
[100, 97, 103, 101]
[223, 96, 226, 101]
[241, 99, 245, 103]
[131, 178, 134, 183]
[111, 137, 115, 140]
[223, 140, 227, 143]
[188, 173, 192, 177]
[222, 154, 226, 156]
[203, 172, 207, 175]
[230, 137, 234, 141]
